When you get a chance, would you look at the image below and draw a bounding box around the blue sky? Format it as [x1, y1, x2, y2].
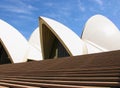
[0, 0, 120, 39]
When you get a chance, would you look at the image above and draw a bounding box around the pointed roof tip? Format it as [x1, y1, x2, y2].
[39, 16, 43, 19]
[39, 16, 47, 19]
[39, 16, 55, 22]
[39, 16, 50, 23]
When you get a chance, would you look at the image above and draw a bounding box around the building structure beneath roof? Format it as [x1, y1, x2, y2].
[0, 50, 119, 87]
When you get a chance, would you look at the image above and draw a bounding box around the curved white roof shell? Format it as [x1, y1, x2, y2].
[29, 27, 41, 50]
[83, 40, 106, 54]
[82, 15, 120, 51]
[0, 19, 28, 63]
[26, 44, 43, 61]
[40, 16, 87, 59]
[28, 27, 43, 60]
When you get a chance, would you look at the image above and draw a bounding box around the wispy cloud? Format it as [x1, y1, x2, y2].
[0, 5, 31, 14]
[44, 2, 54, 7]
[94, 0, 103, 6]
[18, 15, 36, 21]
[43, 1, 72, 19]
[77, 0, 85, 12]
[0, 0, 38, 14]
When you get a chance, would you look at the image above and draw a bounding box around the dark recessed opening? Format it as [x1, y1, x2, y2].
[0, 42, 12, 64]
[42, 24, 70, 59]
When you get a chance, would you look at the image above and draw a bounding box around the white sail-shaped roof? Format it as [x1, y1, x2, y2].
[0, 19, 28, 63]
[1, 14, 119, 63]
[28, 27, 43, 60]
[82, 15, 120, 51]
[40, 16, 87, 59]
[83, 40, 106, 54]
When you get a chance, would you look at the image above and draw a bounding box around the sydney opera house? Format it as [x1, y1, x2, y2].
[0, 14, 120, 87]
[0, 14, 120, 64]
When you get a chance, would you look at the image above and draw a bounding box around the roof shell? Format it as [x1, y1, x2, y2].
[28, 27, 43, 60]
[0, 19, 28, 63]
[82, 15, 120, 51]
[40, 16, 87, 58]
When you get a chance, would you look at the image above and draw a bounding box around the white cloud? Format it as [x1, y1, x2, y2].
[43, 1, 72, 18]
[77, 0, 85, 12]
[18, 15, 36, 21]
[44, 2, 54, 7]
[0, 5, 31, 14]
[94, 0, 103, 6]
[0, 0, 38, 14]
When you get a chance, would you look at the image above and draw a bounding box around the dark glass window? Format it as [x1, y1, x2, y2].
[42, 24, 70, 59]
[0, 42, 11, 64]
